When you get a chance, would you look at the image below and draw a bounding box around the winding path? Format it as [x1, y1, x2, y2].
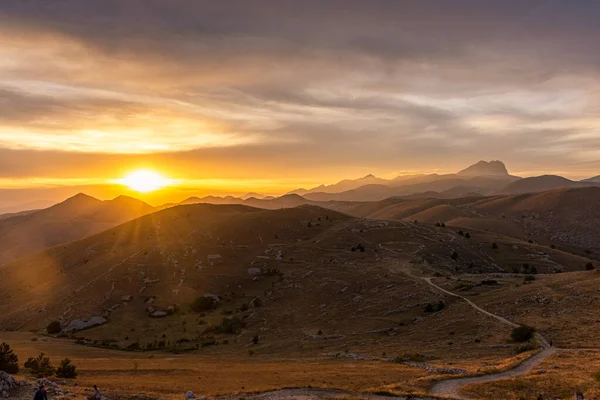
[376, 243, 555, 399]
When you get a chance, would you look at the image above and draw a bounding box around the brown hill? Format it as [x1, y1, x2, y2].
[0, 193, 156, 265]
[498, 175, 593, 195]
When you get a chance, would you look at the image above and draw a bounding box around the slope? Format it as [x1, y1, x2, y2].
[0, 194, 156, 264]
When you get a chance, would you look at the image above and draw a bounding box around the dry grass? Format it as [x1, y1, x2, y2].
[1, 332, 428, 399]
[460, 349, 600, 400]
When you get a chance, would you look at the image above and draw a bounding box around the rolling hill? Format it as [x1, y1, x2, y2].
[0, 193, 156, 265]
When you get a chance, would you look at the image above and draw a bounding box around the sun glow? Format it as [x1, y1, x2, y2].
[116, 170, 171, 193]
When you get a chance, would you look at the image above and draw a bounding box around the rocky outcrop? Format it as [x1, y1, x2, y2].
[0, 371, 28, 398]
[63, 316, 107, 332]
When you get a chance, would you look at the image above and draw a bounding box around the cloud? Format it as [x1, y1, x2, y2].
[0, 0, 600, 183]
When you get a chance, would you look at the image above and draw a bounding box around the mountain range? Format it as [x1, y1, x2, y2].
[0, 193, 155, 265]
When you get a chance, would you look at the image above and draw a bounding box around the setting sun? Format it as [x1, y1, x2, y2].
[116, 170, 171, 193]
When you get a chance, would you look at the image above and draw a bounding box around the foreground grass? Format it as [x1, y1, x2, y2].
[460, 349, 600, 400]
[1, 333, 428, 399]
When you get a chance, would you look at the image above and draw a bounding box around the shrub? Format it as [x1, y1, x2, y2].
[0, 342, 19, 374]
[458, 230, 464, 236]
[216, 317, 246, 334]
[511, 325, 536, 343]
[523, 275, 536, 282]
[252, 298, 262, 307]
[450, 251, 459, 261]
[464, 232, 471, 239]
[25, 352, 55, 377]
[46, 321, 62, 334]
[585, 262, 595, 271]
[393, 353, 425, 363]
[252, 335, 259, 345]
[492, 242, 498, 249]
[191, 296, 216, 312]
[424, 300, 445, 313]
[56, 358, 78, 379]
[515, 342, 538, 354]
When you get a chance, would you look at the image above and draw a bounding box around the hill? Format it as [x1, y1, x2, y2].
[497, 175, 591, 195]
[0, 194, 156, 264]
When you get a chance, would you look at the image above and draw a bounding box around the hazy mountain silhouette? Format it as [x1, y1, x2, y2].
[0, 193, 156, 264]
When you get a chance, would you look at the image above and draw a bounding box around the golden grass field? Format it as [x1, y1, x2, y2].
[1, 332, 431, 399]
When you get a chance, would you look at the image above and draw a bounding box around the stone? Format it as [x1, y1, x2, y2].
[247, 268, 262, 276]
[63, 316, 107, 332]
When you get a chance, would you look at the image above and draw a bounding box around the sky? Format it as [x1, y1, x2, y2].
[1, 0, 600, 207]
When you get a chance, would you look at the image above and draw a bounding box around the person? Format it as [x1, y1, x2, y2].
[34, 385, 48, 400]
[92, 385, 102, 399]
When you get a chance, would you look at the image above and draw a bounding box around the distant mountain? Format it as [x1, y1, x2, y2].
[181, 194, 315, 210]
[498, 175, 592, 195]
[457, 160, 510, 177]
[241, 192, 267, 200]
[0, 199, 55, 215]
[0, 209, 39, 221]
[0, 193, 156, 264]
[288, 174, 390, 195]
[581, 175, 600, 183]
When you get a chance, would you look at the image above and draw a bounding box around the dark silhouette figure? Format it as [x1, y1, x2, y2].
[34, 385, 48, 400]
[92, 385, 102, 399]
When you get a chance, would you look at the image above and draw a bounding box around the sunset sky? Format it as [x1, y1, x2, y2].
[1, 1, 600, 208]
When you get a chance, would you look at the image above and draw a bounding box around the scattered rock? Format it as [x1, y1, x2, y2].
[63, 316, 107, 332]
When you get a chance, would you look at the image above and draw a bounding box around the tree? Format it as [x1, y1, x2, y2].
[586, 262, 595, 271]
[511, 325, 536, 343]
[191, 296, 216, 312]
[25, 352, 55, 377]
[46, 320, 61, 334]
[56, 358, 78, 379]
[0, 342, 19, 374]
[216, 317, 246, 334]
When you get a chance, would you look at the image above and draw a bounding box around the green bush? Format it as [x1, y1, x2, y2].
[191, 296, 217, 312]
[56, 358, 78, 379]
[0, 342, 19, 374]
[424, 300, 445, 313]
[511, 325, 536, 343]
[25, 352, 55, 377]
[46, 320, 62, 334]
[216, 317, 246, 334]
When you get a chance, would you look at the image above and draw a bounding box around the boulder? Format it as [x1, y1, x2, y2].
[247, 268, 262, 276]
[63, 316, 107, 332]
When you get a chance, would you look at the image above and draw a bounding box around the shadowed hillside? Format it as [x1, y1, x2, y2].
[0, 193, 156, 264]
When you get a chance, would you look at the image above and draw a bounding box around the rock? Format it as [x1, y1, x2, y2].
[122, 295, 133, 301]
[63, 316, 107, 332]
[204, 293, 221, 302]
[150, 311, 168, 318]
[247, 268, 262, 276]
[185, 391, 195, 400]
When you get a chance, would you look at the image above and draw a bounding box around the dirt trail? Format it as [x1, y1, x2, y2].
[216, 388, 435, 400]
[429, 347, 558, 399]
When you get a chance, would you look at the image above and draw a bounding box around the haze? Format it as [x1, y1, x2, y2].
[1, 1, 600, 208]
